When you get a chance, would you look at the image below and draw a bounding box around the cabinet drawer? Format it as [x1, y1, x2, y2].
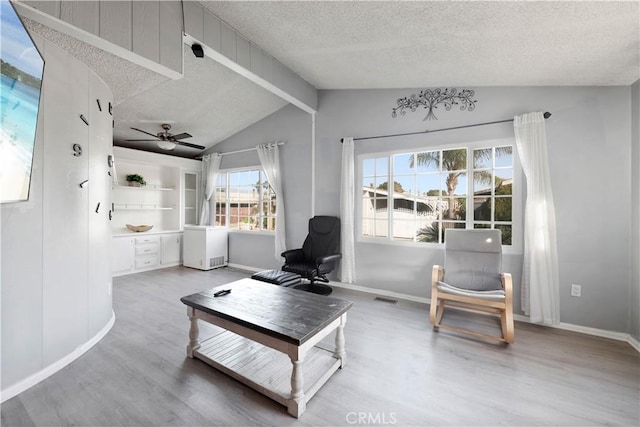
[135, 236, 160, 245]
[135, 256, 159, 269]
[135, 244, 159, 255]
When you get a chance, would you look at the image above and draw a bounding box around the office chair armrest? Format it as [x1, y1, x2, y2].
[316, 253, 342, 267]
[281, 248, 305, 264]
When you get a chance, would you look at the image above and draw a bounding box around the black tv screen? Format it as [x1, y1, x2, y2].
[0, 0, 44, 203]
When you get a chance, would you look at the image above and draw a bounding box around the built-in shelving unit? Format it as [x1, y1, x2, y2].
[111, 147, 202, 277]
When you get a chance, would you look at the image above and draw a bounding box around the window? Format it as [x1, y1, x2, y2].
[361, 143, 514, 245]
[214, 168, 276, 231]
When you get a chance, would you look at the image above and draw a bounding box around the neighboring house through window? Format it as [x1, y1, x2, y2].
[360, 141, 516, 245]
[214, 168, 276, 231]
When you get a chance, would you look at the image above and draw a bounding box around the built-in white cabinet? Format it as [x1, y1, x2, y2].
[112, 236, 135, 276]
[161, 232, 183, 265]
[112, 231, 184, 277]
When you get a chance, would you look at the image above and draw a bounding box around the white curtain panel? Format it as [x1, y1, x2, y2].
[198, 153, 222, 226]
[257, 142, 286, 259]
[514, 112, 560, 325]
[339, 137, 356, 283]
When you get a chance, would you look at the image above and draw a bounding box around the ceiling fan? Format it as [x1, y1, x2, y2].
[126, 124, 205, 150]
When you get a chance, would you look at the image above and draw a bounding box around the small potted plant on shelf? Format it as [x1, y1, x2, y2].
[125, 173, 146, 187]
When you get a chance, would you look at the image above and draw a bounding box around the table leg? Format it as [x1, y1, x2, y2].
[334, 313, 347, 368]
[287, 356, 306, 418]
[186, 307, 200, 358]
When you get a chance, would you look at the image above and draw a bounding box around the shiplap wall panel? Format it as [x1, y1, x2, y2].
[60, 1, 99, 36]
[250, 44, 263, 78]
[99, 1, 132, 50]
[159, 0, 182, 73]
[42, 41, 89, 366]
[132, 1, 160, 63]
[235, 35, 251, 70]
[203, 12, 221, 52]
[183, 0, 203, 42]
[220, 22, 236, 62]
[22, 0, 60, 18]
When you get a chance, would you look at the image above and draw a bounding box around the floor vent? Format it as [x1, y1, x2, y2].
[209, 256, 226, 268]
[374, 296, 398, 304]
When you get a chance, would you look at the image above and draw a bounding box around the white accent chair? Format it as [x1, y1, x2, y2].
[430, 229, 514, 343]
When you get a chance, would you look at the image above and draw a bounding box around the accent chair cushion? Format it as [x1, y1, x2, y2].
[443, 229, 503, 291]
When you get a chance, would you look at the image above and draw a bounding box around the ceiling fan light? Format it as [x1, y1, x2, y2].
[157, 140, 177, 150]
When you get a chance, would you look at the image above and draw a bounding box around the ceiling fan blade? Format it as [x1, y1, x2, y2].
[125, 139, 160, 142]
[177, 141, 205, 150]
[131, 127, 160, 139]
[170, 132, 192, 140]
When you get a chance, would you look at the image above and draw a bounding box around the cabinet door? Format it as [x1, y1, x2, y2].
[161, 233, 182, 265]
[112, 237, 134, 275]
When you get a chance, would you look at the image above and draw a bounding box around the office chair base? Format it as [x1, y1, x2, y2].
[293, 282, 333, 296]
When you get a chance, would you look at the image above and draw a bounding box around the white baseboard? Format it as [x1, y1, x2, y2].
[330, 280, 639, 352]
[227, 263, 263, 273]
[0, 311, 116, 403]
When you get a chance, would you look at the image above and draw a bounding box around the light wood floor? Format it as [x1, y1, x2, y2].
[2, 266, 639, 426]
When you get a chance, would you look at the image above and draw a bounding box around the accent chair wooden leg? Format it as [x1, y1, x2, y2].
[502, 309, 515, 343]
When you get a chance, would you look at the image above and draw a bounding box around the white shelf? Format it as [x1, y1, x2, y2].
[114, 184, 175, 191]
[185, 206, 196, 210]
[185, 188, 196, 192]
[114, 204, 175, 211]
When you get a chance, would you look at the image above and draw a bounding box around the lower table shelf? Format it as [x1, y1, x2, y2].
[194, 330, 341, 407]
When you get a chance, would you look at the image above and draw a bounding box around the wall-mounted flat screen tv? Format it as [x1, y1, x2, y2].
[0, 0, 44, 203]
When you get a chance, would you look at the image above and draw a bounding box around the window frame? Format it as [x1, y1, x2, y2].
[356, 138, 523, 254]
[214, 166, 276, 235]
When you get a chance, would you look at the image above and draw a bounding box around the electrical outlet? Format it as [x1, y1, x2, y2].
[570, 284, 581, 297]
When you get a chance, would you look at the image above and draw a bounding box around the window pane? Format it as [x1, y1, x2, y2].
[416, 174, 440, 196]
[415, 151, 439, 172]
[495, 146, 513, 168]
[416, 221, 440, 243]
[474, 196, 491, 221]
[443, 196, 466, 220]
[393, 176, 413, 195]
[373, 197, 388, 213]
[495, 169, 513, 195]
[474, 223, 491, 229]
[442, 149, 466, 171]
[473, 171, 493, 194]
[392, 220, 414, 241]
[374, 219, 389, 237]
[494, 197, 512, 221]
[375, 157, 388, 175]
[393, 197, 415, 215]
[496, 224, 512, 245]
[363, 158, 375, 177]
[451, 172, 467, 196]
[394, 153, 414, 175]
[473, 148, 492, 169]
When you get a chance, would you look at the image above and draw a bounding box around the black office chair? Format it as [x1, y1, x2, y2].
[281, 216, 342, 295]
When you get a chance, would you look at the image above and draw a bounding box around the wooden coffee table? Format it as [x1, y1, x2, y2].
[180, 278, 353, 418]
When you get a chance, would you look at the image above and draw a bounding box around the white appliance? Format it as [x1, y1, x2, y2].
[183, 226, 228, 270]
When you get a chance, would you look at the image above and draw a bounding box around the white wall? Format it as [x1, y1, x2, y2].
[631, 79, 640, 342]
[204, 104, 312, 270]
[1, 36, 114, 396]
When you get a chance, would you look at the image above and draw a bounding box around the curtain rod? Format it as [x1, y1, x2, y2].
[340, 112, 552, 143]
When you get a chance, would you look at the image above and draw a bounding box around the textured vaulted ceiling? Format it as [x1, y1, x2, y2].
[112, 44, 287, 157]
[201, 0, 640, 88]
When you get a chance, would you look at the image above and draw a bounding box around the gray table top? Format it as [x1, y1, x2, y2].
[181, 278, 353, 346]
